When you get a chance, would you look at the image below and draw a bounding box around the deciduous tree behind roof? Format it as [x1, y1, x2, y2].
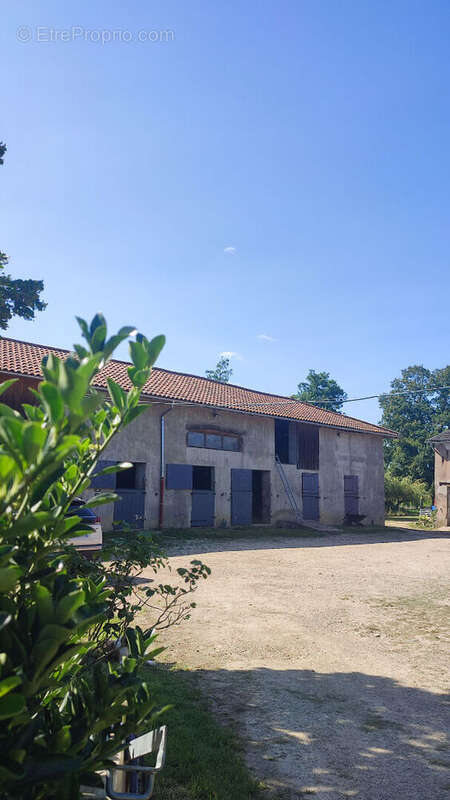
[380, 364, 450, 488]
[293, 369, 347, 412]
[205, 355, 233, 383]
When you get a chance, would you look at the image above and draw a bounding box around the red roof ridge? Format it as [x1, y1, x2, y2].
[0, 335, 71, 354]
[0, 336, 397, 437]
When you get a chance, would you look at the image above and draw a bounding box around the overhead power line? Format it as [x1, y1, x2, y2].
[146, 384, 450, 408]
[240, 384, 450, 408]
[309, 383, 450, 406]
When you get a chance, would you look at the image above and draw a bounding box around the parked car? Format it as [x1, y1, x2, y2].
[67, 497, 103, 555]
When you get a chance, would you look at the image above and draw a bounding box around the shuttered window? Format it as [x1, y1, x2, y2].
[90, 460, 117, 489]
[298, 424, 319, 470]
[166, 464, 193, 489]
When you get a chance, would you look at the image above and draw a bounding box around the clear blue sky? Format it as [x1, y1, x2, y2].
[1, 1, 449, 423]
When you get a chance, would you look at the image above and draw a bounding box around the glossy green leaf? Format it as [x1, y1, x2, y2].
[93, 461, 132, 477]
[76, 316, 90, 342]
[123, 405, 150, 425]
[10, 512, 54, 536]
[0, 379, 17, 397]
[0, 417, 24, 450]
[107, 379, 126, 411]
[55, 590, 85, 624]
[64, 463, 79, 482]
[0, 693, 26, 720]
[145, 334, 166, 366]
[0, 612, 12, 632]
[22, 422, 47, 462]
[83, 492, 117, 507]
[53, 725, 72, 753]
[40, 382, 64, 424]
[0, 565, 22, 593]
[33, 585, 54, 625]
[0, 403, 21, 419]
[129, 340, 147, 370]
[0, 676, 22, 698]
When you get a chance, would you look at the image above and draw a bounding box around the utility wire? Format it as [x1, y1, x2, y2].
[142, 384, 450, 414]
[239, 384, 450, 407]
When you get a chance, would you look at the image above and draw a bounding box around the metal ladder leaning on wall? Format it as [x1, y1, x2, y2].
[275, 455, 303, 524]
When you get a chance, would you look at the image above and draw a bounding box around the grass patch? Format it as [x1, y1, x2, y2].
[153, 526, 325, 542]
[104, 526, 327, 547]
[145, 664, 265, 800]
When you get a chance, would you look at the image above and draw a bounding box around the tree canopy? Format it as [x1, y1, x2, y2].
[0, 142, 46, 330]
[379, 365, 450, 488]
[205, 355, 233, 383]
[384, 472, 431, 512]
[293, 369, 347, 412]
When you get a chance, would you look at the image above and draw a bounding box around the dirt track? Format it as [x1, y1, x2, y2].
[147, 531, 450, 799]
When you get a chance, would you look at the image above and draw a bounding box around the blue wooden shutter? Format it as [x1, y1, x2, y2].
[91, 460, 117, 489]
[166, 464, 193, 490]
[344, 475, 359, 515]
[302, 472, 320, 520]
[231, 469, 252, 491]
[191, 492, 215, 526]
[231, 468, 253, 525]
[298, 425, 319, 470]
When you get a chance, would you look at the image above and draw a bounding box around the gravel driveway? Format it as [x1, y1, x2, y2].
[146, 530, 450, 799]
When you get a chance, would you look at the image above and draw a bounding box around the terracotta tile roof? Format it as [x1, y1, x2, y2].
[0, 337, 397, 437]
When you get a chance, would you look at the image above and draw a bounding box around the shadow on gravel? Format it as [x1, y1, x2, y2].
[152, 528, 449, 558]
[186, 666, 450, 800]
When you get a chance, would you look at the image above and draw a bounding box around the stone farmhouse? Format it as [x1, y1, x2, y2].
[0, 337, 397, 530]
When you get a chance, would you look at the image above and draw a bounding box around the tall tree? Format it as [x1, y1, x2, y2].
[206, 355, 233, 383]
[0, 142, 46, 330]
[294, 369, 347, 412]
[379, 365, 450, 488]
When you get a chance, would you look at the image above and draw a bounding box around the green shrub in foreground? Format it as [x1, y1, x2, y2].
[0, 315, 167, 799]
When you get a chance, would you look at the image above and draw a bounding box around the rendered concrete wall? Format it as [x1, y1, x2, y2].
[162, 405, 274, 529]
[318, 428, 385, 526]
[94, 401, 386, 530]
[434, 451, 450, 526]
[95, 403, 162, 531]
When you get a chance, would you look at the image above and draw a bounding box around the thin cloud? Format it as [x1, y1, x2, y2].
[257, 333, 277, 342]
[220, 350, 243, 360]
[223, 246, 236, 255]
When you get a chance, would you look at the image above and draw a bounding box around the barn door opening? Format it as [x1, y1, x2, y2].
[302, 472, 319, 520]
[231, 469, 271, 525]
[252, 470, 271, 523]
[191, 467, 215, 527]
